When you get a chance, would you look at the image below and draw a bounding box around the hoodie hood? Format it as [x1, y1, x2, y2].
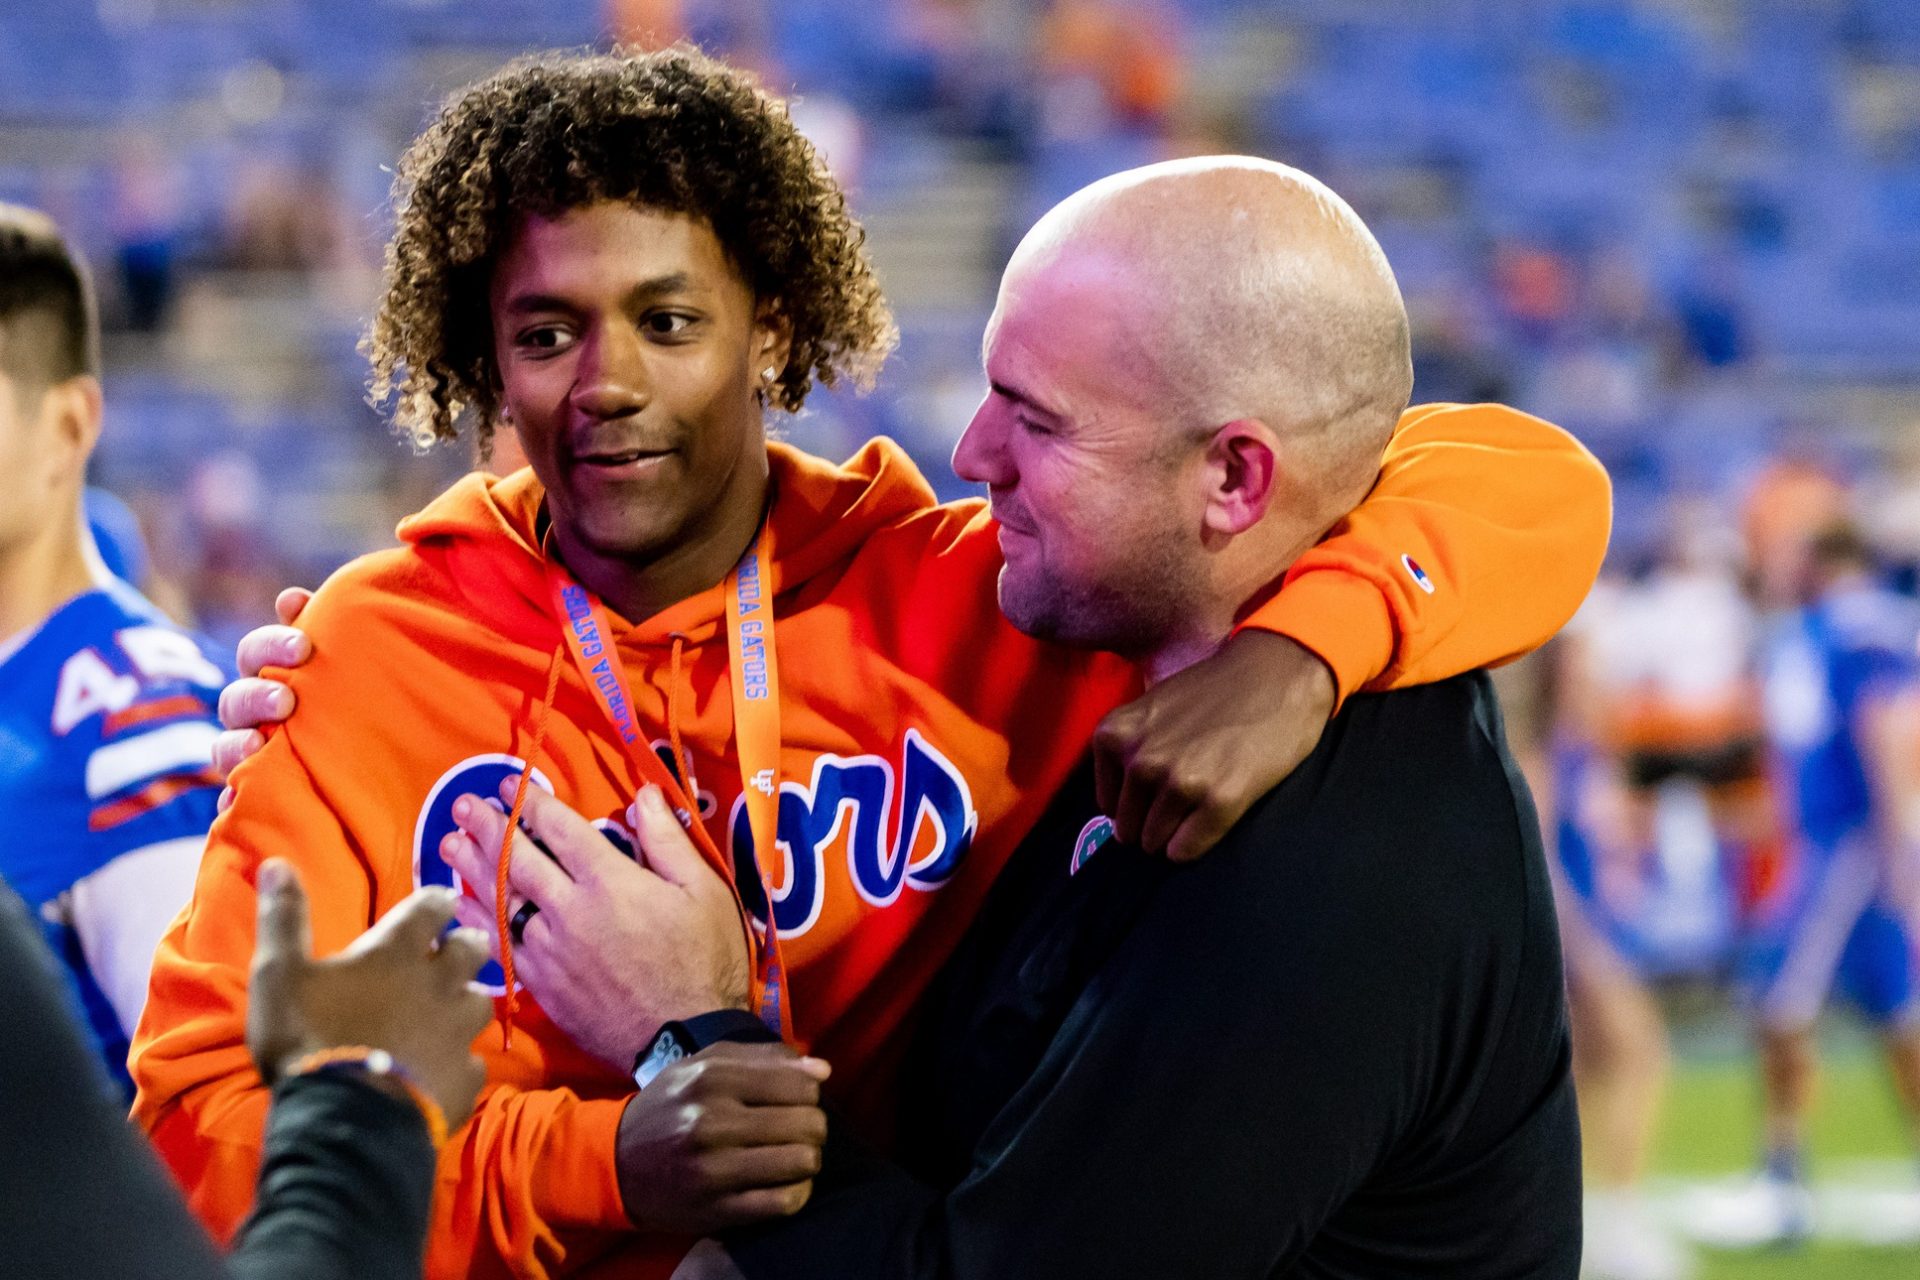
[396, 437, 944, 648]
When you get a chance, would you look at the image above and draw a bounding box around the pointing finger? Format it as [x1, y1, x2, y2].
[1091, 711, 1135, 821]
[252, 858, 312, 976]
[1106, 755, 1157, 849]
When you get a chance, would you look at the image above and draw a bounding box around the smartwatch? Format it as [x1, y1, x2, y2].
[632, 1008, 780, 1089]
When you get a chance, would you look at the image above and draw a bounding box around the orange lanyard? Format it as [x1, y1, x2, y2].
[543, 523, 792, 1038]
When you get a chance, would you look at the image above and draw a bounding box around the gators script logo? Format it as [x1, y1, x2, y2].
[414, 733, 979, 992]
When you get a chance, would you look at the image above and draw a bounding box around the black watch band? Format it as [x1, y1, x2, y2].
[632, 1008, 778, 1088]
[678, 1008, 781, 1049]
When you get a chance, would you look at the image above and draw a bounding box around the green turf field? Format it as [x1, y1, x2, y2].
[1649, 1047, 1918, 1278]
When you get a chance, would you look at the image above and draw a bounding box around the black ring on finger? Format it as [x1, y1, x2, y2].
[509, 899, 541, 946]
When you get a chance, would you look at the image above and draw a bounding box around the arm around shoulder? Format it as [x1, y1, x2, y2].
[1241, 402, 1612, 702]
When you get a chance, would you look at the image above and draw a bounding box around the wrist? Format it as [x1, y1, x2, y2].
[283, 1045, 450, 1147]
[1226, 631, 1336, 718]
[633, 1009, 779, 1089]
[1239, 570, 1393, 708]
[1288, 639, 1337, 719]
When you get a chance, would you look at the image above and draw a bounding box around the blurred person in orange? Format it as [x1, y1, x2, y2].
[606, 0, 687, 51]
[1742, 456, 1849, 612]
[1037, 0, 1183, 129]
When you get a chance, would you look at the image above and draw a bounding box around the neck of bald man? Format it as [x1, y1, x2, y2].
[1138, 515, 1325, 687]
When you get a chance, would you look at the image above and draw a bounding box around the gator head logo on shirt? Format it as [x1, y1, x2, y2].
[1071, 816, 1115, 875]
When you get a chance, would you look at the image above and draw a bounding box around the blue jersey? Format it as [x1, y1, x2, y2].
[0, 579, 227, 1088]
[1761, 581, 1920, 852]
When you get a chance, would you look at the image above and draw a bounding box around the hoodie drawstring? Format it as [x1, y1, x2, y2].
[496, 643, 566, 1050]
[666, 634, 699, 803]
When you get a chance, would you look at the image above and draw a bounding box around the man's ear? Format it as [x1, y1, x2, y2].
[480, 362, 530, 472]
[1200, 418, 1281, 537]
[48, 374, 103, 480]
[754, 299, 796, 389]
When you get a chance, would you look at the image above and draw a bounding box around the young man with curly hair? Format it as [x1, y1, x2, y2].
[132, 48, 1607, 1280]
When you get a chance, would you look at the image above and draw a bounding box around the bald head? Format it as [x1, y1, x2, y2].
[959, 157, 1413, 673]
[1007, 156, 1411, 507]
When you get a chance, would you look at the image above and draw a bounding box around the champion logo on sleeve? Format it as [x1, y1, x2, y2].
[1401, 554, 1436, 595]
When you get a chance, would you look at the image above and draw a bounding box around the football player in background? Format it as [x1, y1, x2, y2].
[0, 203, 226, 1092]
[1548, 517, 1767, 1280]
[1688, 520, 1920, 1247]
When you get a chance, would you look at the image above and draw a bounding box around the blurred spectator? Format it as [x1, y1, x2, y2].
[222, 159, 357, 275]
[1408, 295, 1514, 405]
[1037, 0, 1182, 131]
[1743, 457, 1851, 611]
[109, 146, 184, 333]
[1674, 250, 1752, 372]
[1550, 499, 1779, 1280]
[181, 452, 294, 653]
[607, 0, 689, 49]
[1491, 239, 1578, 346]
[789, 92, 868, 191]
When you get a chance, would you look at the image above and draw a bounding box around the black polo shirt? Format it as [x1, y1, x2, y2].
[727, 672, 1582, 1278]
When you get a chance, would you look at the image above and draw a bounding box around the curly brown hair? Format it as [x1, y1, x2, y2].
[367, 46, 897, 451]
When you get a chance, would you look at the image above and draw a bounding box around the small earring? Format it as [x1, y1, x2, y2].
[760, 366, 778, 386]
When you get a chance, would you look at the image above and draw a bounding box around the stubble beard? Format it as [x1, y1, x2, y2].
[996, 544, 1196, 662]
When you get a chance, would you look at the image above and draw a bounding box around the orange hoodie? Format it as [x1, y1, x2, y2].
[131, 403, 1609, 1280]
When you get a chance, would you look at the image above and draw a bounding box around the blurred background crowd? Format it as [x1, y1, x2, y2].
[2, 1, 1917, 1277]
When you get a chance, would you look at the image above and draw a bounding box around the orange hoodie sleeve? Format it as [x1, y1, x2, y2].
[130, 571, 636, 1280]
[1237, 402, 1612, 705]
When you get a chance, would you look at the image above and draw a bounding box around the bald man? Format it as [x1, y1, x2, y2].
[636, 157, 1582, 1277]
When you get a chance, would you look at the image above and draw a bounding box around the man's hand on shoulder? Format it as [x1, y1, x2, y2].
[1096, 632, 1336, 862]
[213, 587, 313, 810]
[618, 1040, 829, 1237]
